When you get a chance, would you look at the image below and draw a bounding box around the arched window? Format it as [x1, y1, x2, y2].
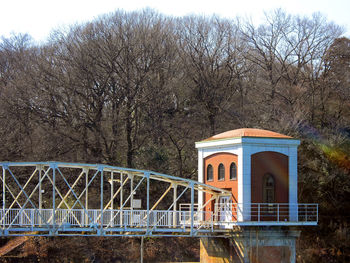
[206, 164, 213, 181]
[218, 163, 225, 181]
[263, 174, 275, 203]
[230, 162, 237, 180]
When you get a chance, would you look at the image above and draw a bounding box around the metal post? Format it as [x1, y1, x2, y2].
[20, 206, 23, 226]
[140, 236, 144, 263]
[2, 167, 5, 210]
[100, 167, 104, 234]
[52, 165, 56, 228]
[31, 209, 34, 228]
[130, 174, 134, 226]
[39, 166, 42, 226]
[120, 173, 123, 227]
[85, 168, 89, 226]
[173, 184, 177, 227]
[258, 203, 260, 222]
[111, 172, 114, 210]
[39, 167, 42, 210]
[2, 166, 5, 229]
[190, 182, 194, 236]
[111, 172, 114, 227]
[146, 173, 150, 233]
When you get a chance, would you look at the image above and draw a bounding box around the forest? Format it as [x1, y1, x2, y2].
[0, 8, 349, 262]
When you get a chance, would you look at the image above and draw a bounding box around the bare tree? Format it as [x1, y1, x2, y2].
[240, 10, 343, 129]
[176, 16, 242, 135]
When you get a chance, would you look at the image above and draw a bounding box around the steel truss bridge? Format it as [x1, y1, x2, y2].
[0, 162, 318, 237]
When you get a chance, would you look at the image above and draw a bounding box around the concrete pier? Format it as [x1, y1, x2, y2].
[200, 227, 300, 263]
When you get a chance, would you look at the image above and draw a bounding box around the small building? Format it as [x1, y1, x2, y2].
[195, 128, 314, 263]
[196, 128, 300, 224]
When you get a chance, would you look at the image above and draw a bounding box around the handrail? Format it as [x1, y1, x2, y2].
[0, 204, 317, 236]
[213, 203, 318, 223]
[0, 208, 212, 228]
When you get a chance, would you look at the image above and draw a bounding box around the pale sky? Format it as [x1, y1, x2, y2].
[1, 0, 349, 43]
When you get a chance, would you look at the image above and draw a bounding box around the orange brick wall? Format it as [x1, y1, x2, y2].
[204, 153, 238, 217]
[203, 151, 289, 221]
[251, 151, 289, 221]
[251, 151, 289, 203]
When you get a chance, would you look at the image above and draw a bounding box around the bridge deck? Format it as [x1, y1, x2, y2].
[0, 206, 317, 236]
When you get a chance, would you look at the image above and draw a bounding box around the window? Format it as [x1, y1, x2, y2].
[263, 174, 275, 203]
[206, 164, 213, 181]
[229, 162, 237, 180]
[218, 163, 225, 181]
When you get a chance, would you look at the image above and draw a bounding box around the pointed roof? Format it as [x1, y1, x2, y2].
[203, 128, 292, 141]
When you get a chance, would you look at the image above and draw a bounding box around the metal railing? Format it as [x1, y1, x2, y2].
[213, 203, 318, 224]
[0, 203, 318, 236]
[0, 208, 213, 230]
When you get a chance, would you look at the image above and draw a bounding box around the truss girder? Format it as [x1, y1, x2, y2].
[0, 162, 228, 237]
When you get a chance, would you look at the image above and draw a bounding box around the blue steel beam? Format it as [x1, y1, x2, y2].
[2, 166, 51, 229]
[53, 167, 91, 229]
[99, 165, 104, 236]
[51, 164, 56, 235]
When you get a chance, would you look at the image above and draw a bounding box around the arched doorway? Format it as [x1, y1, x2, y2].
[251, 151, 289, 221]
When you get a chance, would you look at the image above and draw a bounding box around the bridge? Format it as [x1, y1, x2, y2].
[0, 162, 318, 237]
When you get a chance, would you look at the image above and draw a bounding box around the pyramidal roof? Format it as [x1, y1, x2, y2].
[202, 128, 292, 141]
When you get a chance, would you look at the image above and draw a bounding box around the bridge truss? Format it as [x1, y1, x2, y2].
[0, 162, 230, 237]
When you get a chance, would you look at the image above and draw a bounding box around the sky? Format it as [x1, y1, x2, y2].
[1, 0, 349, 43]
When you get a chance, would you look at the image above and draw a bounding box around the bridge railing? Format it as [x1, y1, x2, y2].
[0, 204, 318, 231]
[213, 203, 318, 224]
[0, 208, 214, 230]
